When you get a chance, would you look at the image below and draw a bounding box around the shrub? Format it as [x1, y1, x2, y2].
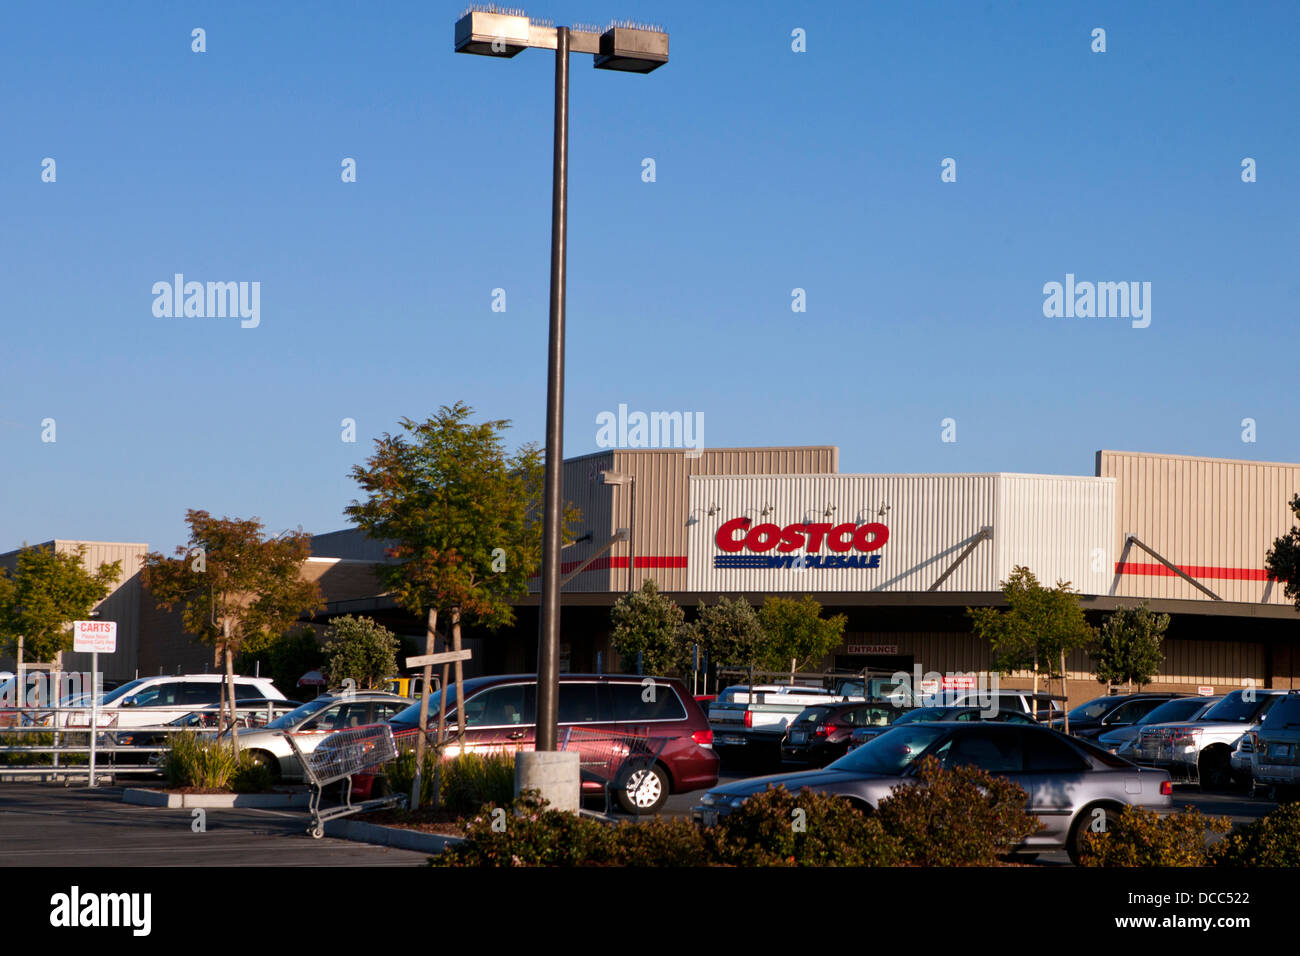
[440, 751, 516, 813]
[874, 756, 1041, 866]
[1211, 801, 1300, 867]
[613, 816, 711, 866]
[0, 730, 88, 766]
[231, 753, 274, 793]
[433, 793, 619, 867]
[160, 734, 243, 789]
[383, 749, 437, 807]
[1079, 806, 1230, 867]
[708, 785, 901, 866]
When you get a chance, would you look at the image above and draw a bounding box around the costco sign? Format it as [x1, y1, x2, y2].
[713, 518, 889, 570]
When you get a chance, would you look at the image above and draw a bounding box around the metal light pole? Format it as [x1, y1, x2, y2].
[455, 9, 668, 753]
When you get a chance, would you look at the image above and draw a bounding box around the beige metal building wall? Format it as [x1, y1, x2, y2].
[996, 474, 1116, 595]
[0, 540, 147, 682]
[598, 446, 839, 593]
[1100, 450, 1300, 605]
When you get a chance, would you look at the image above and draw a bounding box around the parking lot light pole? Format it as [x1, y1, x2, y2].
[455, 8, 668, 754]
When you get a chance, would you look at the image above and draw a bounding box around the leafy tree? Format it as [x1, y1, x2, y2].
[756, 594, 846, 674]
[689, 596, 765, 680]
[236, 626, 325, 698]
[1092, 603, 1168, 692]
[141, 511, 323, 750]
[345, 402, 576, 806]
[0, 544, 121, 663]
[1266, 494, 1300, 610]
[610, 579, 689, 676]
[967, 565, 1095, 730]
[323, 615, 399, 689]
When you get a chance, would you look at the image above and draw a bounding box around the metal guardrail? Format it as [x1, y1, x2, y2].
[0, 703, 299, 783]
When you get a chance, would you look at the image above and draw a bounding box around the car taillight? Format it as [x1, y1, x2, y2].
[1160, 781, 1173, 796]
[744, 711, 753, 728]
[814, 723, 833, 737]
[692, 729, 713, 747]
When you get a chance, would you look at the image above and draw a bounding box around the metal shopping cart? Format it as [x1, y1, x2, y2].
[284, 724, 406, 838]
[559, 726, 668, 816]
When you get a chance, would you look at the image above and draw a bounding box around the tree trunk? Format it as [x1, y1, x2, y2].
[1060, 648, 1069, 735]
[1031, 652, 1039, 721]
[452, 607, 466, 742]
[217, 644, 228, 740]
[411, 607, 438, 810]
[225, 640, 240, 755]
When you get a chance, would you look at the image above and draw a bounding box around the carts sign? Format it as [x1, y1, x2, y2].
[713, 517, 889, 570]
[73, 620, 116, 654]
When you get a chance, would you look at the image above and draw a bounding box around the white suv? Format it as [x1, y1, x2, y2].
[71, 674, 285, 728]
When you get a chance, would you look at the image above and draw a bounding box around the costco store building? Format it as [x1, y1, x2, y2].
[312, 446, 1300, 705]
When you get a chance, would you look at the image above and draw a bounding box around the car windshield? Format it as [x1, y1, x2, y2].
[1068, 697, 1116, 721]
[827, 724, 950, 774]
[100, 679, 149, 706]
[266, 697, 335, 730]
[1202, 691, 1270, 723]
[1141, 697, 1212, 725]
[1262, 696, 1300, 729]
[390, 685, 459, 725]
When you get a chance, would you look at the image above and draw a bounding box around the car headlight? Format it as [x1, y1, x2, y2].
[728, 797, 747, 808]
[700, 793, 717, 806]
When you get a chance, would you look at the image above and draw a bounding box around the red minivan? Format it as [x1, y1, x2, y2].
[380, 674, 718, 814]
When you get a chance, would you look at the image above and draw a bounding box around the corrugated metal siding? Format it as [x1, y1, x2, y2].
[1100, 450, 1300, 604]
[557, 447, 837, 593]
[688, 474, 1001, 592]
[995, 475, 1115, 596]
[687, 473, 1114, 594]
[0, 541, 148, 683]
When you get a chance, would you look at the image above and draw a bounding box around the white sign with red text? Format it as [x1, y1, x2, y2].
[73, 620, 116, 654]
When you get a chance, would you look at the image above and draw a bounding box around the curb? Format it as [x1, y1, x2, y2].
[122, 788, 311, 809]
[324, 818, 464, 854]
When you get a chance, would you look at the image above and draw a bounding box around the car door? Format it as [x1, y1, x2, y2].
[935, 727, 1032, 824]
[122, 681, 186, 727]
[458, 683, 536, 756]
[1018, 728, 1095, 845]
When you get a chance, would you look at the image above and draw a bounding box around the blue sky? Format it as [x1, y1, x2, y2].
[2, 1, 1297, 552]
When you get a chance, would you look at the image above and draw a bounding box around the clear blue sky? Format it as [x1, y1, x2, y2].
[3, 1, 1297, 553]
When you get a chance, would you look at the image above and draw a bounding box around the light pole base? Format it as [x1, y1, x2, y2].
[514, 750, 580, 812]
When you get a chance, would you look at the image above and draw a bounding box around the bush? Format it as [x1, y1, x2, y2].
[1079, 806, 1231, 867]
[613, 816, 711, 866]
[160, 733, 241, 789]
[0, 729, 89, 766]
[708, 785, 901, 866]
[874, 756, 1041, 866]
[433, 793, 619, 867]
[441, 751, 516, 813]
[231, 754, 274, 793]
[1211, 801, 1300, 867]
[383, 749, 437, 807]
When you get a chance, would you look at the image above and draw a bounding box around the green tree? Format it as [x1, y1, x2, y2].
[1092, 603, 1168, 692]
[141, 511, 323, 751]
[345, 402, 576, 806]
[610, 579, 689, 676]
[1266, 494, 1300, 610]
[967, 565, 1096, 730]
[756, 594, 846, 675]
[322, 615, 399, 689]
[689, 596, 766, 682]
[236, 626, 325, 697]
[0, 544, 121, 663]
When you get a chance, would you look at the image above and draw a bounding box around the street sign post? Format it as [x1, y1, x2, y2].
[74, 620, 116, 788]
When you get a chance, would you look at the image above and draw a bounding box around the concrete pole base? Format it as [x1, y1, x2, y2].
[515, 750, 581, 813]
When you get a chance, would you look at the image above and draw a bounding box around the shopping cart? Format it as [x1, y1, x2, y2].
[284, 724, 406, 838]
[559, 727, 668, 816]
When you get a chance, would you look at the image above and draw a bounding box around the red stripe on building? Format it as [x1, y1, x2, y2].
[1115, 562, 1270, 582]
[546, 556, 689, 576]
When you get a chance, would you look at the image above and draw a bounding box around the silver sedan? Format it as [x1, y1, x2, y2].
[693, 722, 1172, 864]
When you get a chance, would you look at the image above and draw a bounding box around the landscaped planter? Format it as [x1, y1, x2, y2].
[323, 817, 464, 853]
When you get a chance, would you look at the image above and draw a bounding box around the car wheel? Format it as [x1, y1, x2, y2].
[1066, 802, 1121, 867]
[1198, 748, 1233, 792]
[245, 749, 281, 783]
[615, 763, 670, 815]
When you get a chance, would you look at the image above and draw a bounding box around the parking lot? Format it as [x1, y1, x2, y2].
[0, 785, 429, 867]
